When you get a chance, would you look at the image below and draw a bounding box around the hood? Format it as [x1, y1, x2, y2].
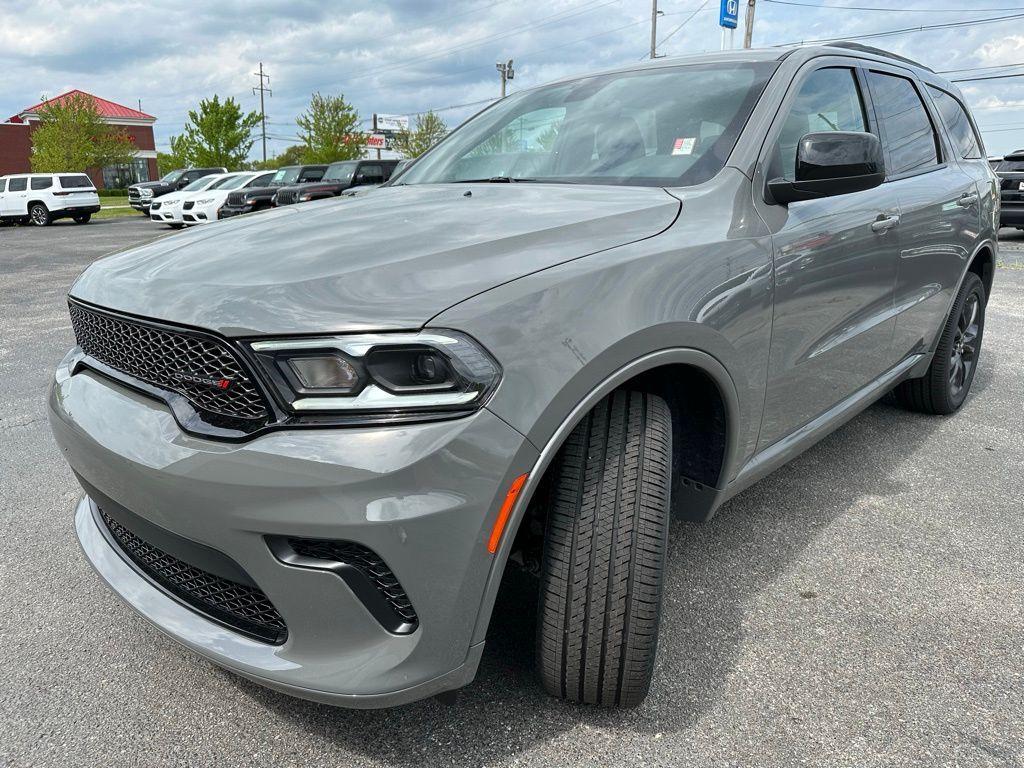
[130, 181, 167, 191]
[70, 183, 680, 336]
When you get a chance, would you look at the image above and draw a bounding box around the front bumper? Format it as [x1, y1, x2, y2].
[150, 205, 184, 225]
[49, 353, 537, 706]
[218, 204, 254, 219]
[130, 198, 151, 212]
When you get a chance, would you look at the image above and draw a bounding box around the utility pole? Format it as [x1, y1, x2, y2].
[496, 59, 514, 98]
[743, 0, 757, 48]
[647, 0, 663, 59]
[252, 63, 272, 163]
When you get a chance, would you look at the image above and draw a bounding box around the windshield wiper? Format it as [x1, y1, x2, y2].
[455, 176, 569, 184]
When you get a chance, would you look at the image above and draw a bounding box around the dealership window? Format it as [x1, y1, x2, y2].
[102, 158, 151, 189]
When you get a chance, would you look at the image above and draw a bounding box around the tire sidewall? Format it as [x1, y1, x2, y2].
[29, 204, 50, 226]
[934, 273, 986, 411]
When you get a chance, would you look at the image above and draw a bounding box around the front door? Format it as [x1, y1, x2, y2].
[756, 63, 901, 450]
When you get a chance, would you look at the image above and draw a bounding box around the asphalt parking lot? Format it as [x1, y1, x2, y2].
[1, 217, 1022, 767]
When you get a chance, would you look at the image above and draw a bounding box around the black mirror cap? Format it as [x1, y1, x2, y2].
[768, 131, 885, 205]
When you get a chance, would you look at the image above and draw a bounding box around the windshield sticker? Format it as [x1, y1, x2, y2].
[672, 137, 696, 156]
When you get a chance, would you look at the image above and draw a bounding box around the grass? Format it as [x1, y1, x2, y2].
[93, 207, 142, 220]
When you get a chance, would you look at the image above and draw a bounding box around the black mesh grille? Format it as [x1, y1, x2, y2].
[128, 188, 141, 201]
[226, 191, 247, 206]
[149, 201, 162, 211]
[99, 508, 287, 644]
[69, 301, 268, 423]
[183, 201, 195, 210]
[287, 538, 418, 626]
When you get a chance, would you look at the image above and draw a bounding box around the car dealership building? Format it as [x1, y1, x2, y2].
[0, 90, 157, 189]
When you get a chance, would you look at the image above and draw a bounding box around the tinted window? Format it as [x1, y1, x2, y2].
[358, 164, 384, 183]
[248, 173, 275, 187]
[867, 72, 940, 175]
[0, 179, 5, 192]
[324, 162, 358, 181]
[31, 177, 53, 190]
[774, 67, 867, 180]
[928, 87, 982, 160]
[399, 62, 777, 188]
[299, 168, 325, 182]
[9, 178, 27, 191]
[59, 174, 94, 189]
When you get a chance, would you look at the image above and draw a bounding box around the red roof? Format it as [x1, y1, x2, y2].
[14, 90, 154, 121]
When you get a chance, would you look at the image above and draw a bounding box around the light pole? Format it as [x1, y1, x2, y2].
[497, 59, 514, 98]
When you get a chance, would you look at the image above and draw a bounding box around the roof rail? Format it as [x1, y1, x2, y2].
[826, 42, 934, 73]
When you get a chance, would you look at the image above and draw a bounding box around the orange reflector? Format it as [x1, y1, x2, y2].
[487, 473, 529, 554]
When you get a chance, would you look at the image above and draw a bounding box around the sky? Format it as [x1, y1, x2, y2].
[3, 0, 1024, 158]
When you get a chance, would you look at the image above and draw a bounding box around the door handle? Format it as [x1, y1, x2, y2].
[957, 192, 979, 207]
[871, 215, 900, 233]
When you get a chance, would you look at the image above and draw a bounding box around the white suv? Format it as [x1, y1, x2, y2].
[0, 173, 101, 226]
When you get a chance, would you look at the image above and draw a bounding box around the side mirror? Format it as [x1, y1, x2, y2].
[768, 131, 885, 205]
[176, 178, 190, 189]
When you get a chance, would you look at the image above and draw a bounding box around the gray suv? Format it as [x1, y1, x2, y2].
[49, 44, 996, 709]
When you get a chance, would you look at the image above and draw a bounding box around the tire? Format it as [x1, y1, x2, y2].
[168, 223, 184, 229]
[29, 203, 51, 227]
[536, 390, 672, 707]
[72, 214, 91, 224]
[895, 272, 986, 415]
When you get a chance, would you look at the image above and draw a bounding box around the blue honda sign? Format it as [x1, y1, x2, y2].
[720, 0, 739, 29]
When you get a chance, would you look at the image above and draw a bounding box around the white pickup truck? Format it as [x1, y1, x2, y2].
[0, 173, 101, 226]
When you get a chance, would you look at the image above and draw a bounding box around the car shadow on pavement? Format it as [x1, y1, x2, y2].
[222, 386, 971, 767]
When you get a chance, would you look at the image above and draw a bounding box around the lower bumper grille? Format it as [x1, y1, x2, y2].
[98, 507, 288, 644]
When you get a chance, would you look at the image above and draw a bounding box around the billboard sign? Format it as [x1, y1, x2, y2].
[364, 133, 387, 149]
[720, 0, 739, 29]
[375, 114, 409, 132]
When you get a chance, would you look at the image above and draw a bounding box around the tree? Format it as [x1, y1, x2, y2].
[175, 95, 261, 170]
[30, 92, 136, 173]
[157, 137, 191, 176]
[296, 92, 363, 164]
[244, 144, 305, 170]
[392, 111, 448, 158]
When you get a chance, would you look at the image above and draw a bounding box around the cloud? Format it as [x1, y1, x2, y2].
[2, 0, 1024, 156]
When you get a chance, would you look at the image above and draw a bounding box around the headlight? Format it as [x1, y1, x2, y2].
[140, 189, 153, 198]
[249, 331, 500, 421]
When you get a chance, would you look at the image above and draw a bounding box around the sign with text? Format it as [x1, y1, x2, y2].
[364, 133, 387, 149]
[720, 0, 738, 29]
[375, 114, 409, 132]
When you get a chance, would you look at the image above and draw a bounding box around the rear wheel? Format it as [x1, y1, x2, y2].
[29, 203, 51, 226]
[895, 272, 985, 415]
[536, 390, 672, 707]
[72, 214, 91, 224]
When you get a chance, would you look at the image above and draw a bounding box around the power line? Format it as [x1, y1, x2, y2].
[953, 71, 1024, 82]
[764, 0, 1024, 11]
[938, 62, 1024, 74]
[656, 0, 711, 50]
[776, 11, 1024, 46]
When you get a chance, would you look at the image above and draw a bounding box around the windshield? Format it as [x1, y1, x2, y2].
[182, 175, 217, 192]
[271, 167, 301, 185]
[324, 161, 358, 181]
[218, 174, 254, 190]
[161, 170, 184, 183]
[399, 62, 776, 188]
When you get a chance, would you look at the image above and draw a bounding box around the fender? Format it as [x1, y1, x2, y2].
[470, 346, 741, 645]
[909, 237, 996, 379]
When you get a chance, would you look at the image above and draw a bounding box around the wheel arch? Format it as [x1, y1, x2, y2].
[967, 241, 995, 301]
[470, 346, 741, 645]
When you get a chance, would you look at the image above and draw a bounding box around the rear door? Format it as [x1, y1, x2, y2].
[863, 68, 980, 360]
[4, 177, 29, 215]
[755, 62, 902, 450]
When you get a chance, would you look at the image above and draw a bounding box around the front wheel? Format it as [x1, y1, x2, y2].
[895, 272, 986, 414]
[72, 214, 91, 224]
[536, 390, 672, 707]
[29, 203, 51, 226]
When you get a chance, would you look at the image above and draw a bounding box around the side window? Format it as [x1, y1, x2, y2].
[0, 179, 6, 193]
[9, 178, 27, 192]
[866, 71, 940, 176]
[928, 86, 982, 160]
[774, 68, 867, 181]
[358, 164, 384, 184]
[31, 177, 53, 190]
[300, 168, 324, 182]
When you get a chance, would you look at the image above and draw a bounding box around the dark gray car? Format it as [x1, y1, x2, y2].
[49, 43, 996, 709]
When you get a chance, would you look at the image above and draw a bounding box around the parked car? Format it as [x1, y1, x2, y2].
[274, 159, 399, 205]
[0, 173, 100, 226]
[49, 44, 996, 710]
[994, 149, 1024, 228]
[149, 173, 242, 228]
[128, 167, 226, 213]
[182, 171, 275, 225]
[340, 158, 413, 198]
[218, 164, 327, 218]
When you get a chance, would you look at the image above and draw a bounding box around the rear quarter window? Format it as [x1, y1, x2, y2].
[30, 177, 54, 190]
[927, 87, 982, 160]
[59, 175, 95, 189]
[866, 71, 940, 176]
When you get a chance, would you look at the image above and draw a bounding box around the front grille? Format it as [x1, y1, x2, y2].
[149, 201, 161, 211]
[276, 190, 297, 205]
[99, 507, 287, 644]
[286, 538, 418, 627]
[226, 191, 247, 206]
[183, 201, 195, 210]
[128, 188, 141, 201]
[68, 301, 268, 423]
